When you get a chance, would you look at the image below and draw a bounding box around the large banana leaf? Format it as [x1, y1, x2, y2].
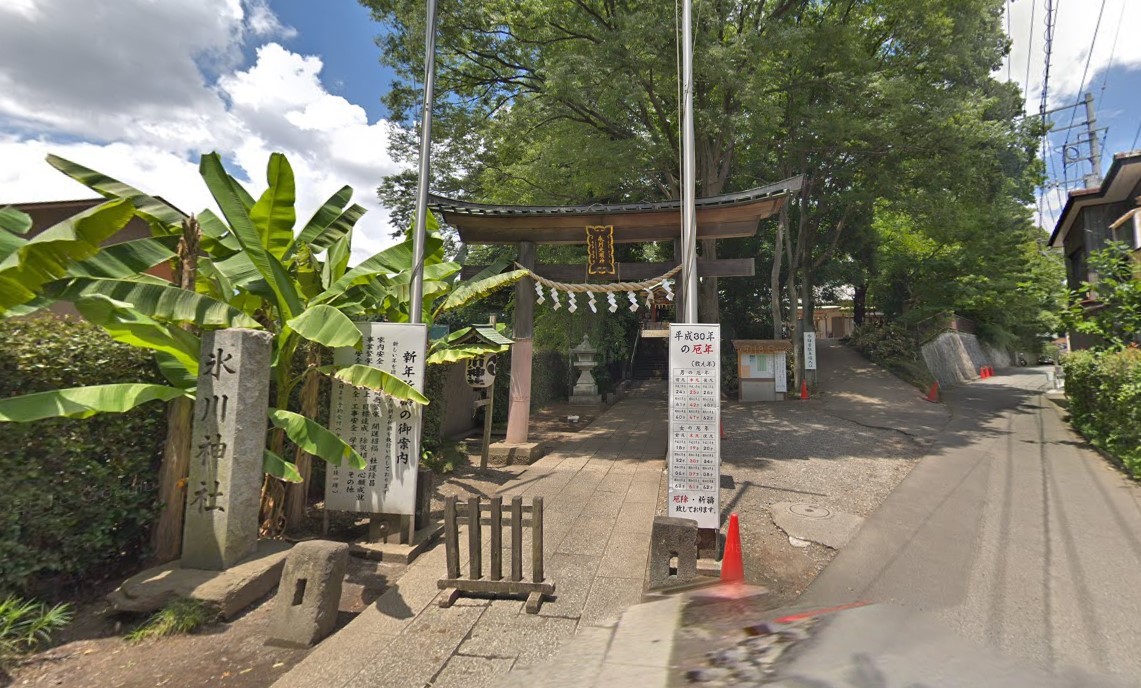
[0, 227, 26, 264]
[0, 383, 188, 422]
[197, 209, 241, 256]
[263, 449, 302, 483]
[155, 350, 198, 390]
[68, 235, 179, 278]
[0, 206, 32, 235]
[426, 343, 508, 365]
[435, 269, 529, 316]
[2, 296, 50, 319]
[57, 277, 261, 328]
[249, 153, 296, 260]
[322, 364, 430, 405]
[321, 235, 353, 290]
[286, 304, 363, 349]
[46, 155, 185, 228]
[0, 199, 135, 312]
[315, 214, 443, 304]
[200, 153, 302, 321]
[76, 294, 201, 378]
[268, 409, 366, 470]
[289, 186, 352, 256]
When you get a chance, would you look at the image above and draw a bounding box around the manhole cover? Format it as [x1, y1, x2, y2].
[788, 503, 831, 519]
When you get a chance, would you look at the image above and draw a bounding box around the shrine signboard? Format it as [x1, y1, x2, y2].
[325, 322, 427, 515]
[585, 225, 616, 275]
[667, 323, 720, 529]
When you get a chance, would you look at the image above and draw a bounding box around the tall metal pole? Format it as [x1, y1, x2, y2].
[1084, 92, 1102, 187]
[409, 0, 438, 324]
[680, 0, 698, 323]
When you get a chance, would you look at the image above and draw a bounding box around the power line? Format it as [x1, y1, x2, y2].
[1098, 0, 1127, 101]
[1061, 0, 1106, 156]
[1132, 119, 1141, 151]
[1024, 0, 1036, 109]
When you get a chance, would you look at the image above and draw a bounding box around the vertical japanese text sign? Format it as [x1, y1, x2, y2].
[182, 328, 273, 571]
[803, 331, 817, 371]
[325, 322, 428, 515]
[668, 324, 720, 529]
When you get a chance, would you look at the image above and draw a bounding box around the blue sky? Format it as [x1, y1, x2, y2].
[0, 0, 1137, 255]
[263, 0, 394, 123]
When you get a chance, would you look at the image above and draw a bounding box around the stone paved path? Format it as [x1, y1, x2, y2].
[272, 385, 668, 688]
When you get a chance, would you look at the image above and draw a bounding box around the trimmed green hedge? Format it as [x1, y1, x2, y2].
[1063, 348, 1141, 478]
[0, 316, 166, 597]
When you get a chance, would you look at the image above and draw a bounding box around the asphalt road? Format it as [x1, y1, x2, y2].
[800, 366, 1141, 685]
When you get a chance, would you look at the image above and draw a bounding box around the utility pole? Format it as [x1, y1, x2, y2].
[679, 0, 698, 324]
[1084, 92, 1102, 187]
[408, 0, 438, 324]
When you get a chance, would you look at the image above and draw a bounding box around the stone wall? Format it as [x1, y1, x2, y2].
[921, 331, 1007, 387]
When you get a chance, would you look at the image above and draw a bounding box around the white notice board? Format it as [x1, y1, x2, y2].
[325, 322, 427, 515]
[804, 331, 817, 370]
[668, 323, 720, 529]
[774, 351, 787, 393]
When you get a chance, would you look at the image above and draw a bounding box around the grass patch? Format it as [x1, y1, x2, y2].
[125, 598, 216, 644]
[0, 596, 73, 665]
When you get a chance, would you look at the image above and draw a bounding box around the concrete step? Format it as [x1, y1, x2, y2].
[501, 595, 683, 688]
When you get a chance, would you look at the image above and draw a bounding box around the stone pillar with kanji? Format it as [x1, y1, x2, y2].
[181, 328, 274, 570]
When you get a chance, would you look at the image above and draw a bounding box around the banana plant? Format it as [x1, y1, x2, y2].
[0, 151, 529, 490]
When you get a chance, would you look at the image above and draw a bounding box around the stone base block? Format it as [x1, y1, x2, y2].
[695, 557, 722, 579]
[107, 540, 291, 619]
[648, 516, 698, 590]
[267, 540, 349, 648]
[486, 441, 546, 466]
[569, 394, 603, 406]
[349, 522, 443, 564]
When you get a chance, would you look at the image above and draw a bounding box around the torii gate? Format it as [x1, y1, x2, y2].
[429, 176, 802, 451]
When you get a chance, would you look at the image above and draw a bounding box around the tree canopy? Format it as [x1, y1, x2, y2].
[365, 0, 1061, 354]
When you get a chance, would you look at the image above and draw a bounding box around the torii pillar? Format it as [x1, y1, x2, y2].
[506, 240, 535, 446]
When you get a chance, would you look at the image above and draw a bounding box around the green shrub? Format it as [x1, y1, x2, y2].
[0, 595, 73, 664]
[1063, 348, 1141, 477]
[0, 316, 166, 598]
[848, 322, 935, 389]
[420, 362, 451, 453]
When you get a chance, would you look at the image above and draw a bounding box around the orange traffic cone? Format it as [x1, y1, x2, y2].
[924, 381, 940, 403]
[800, 380, 809, 400]
[721, 513, 745, 584]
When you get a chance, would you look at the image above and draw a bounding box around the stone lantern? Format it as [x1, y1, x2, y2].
[569, 335, 602, 405]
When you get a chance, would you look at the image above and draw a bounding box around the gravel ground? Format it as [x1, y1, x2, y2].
[717, 341, 949, 605]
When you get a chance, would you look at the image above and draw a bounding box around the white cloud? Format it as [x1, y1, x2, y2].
[1006, 0, 1141, 112]
[0, 0, 403, 261]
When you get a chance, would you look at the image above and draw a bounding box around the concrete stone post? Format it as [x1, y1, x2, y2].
[182, 328, 273, 571]
[267, 540, 349, 648]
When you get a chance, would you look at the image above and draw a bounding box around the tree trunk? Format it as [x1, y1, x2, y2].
[853, 283, 867, 327]
[260, 379, 291, 537]
[151, 397, 193, 562]
[149, 217, 200, 563]
[284, 345, 321, 532]
[785, 209, 802, 392]
[770, 204, 787, 339]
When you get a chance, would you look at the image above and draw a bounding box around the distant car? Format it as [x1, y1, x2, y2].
[1038, 355, 1054, 365]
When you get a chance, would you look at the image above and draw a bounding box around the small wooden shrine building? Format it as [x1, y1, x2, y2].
[429, 176, 802, 450]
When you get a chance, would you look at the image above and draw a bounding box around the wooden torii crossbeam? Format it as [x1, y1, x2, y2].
[429, 175, 803, 448]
